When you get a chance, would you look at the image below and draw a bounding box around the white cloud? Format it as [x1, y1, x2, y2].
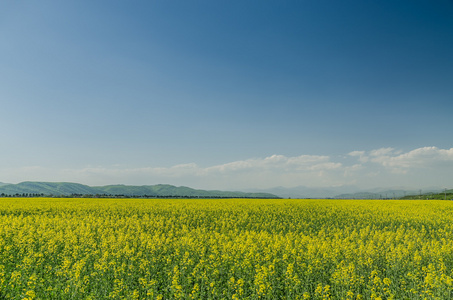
[343, 164, 363, 177]
[349, 150, 365, 157]
[344, 146, 453, 188]
[348, 150, 368, 163]
[348, 146, 453, 170]
[204, 154, 339, 174]
[2, 147, 453, 190]
[369, 147, 396, 157]
[370, 147, 453, 168]
[0, 154, 343, 189]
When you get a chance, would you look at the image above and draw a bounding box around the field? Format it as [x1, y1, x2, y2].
[0, 198, 453, 299]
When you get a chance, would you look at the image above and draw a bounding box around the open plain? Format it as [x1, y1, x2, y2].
[0, 198, 452, 299]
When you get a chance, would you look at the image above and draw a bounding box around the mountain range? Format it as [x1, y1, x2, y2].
[246, 185, 445, 199]
[0, 182, 278, 198]
[0, 182, 447, 199]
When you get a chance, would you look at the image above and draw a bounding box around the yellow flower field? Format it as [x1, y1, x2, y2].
[0, 198, 452, 299]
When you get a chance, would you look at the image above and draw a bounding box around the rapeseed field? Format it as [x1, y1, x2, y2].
[0, 198, 452, 299]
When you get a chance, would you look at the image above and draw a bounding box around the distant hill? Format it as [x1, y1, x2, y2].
[0, 182, 99, 196]
[334, 192, 387, 199]
[246, 185, 446, 199]
[400, 189, 453, 200]
[335, 188, 445, 199]
[246, 185, 359, 198]
[0, 182, 279, 198]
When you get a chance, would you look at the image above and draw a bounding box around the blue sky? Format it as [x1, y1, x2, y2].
[1, 0, 453, 190]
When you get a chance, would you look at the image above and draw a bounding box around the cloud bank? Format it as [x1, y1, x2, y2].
[2, 146, 453, 190]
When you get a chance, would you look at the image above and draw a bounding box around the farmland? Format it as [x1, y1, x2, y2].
[0, 198, 452, 299]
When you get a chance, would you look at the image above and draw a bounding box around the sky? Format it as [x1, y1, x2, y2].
[1, 0, 453, 190]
